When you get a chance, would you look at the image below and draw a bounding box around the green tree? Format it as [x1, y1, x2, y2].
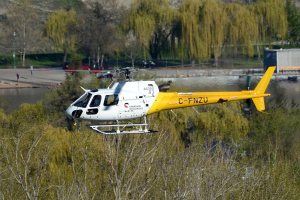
[254, 0, 288, 43]
[199, 0, 228, 66]
[197, 102, 249, 144]
[247, 108, 300, 162]
[286, 0, 300, 45]
[46, 9, 78, 64]
[178, 0, 229, 64]
[178, 0, 203, 60]
[225, 3, 259, 57]
[43, 73, 82, 113]
[124, 0, 177, 59]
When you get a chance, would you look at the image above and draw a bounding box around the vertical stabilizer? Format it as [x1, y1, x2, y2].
[254, 66, 276, 94]
[251, 66, 275, 111]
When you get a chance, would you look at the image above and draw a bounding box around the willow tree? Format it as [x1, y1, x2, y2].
[124, 0, 177, 59]
[178, 0, 228, 65]
[286, 0, 300, 45]
[46, 9, 78, 64]
[254, 0, 288, 44]
[178, 0, 203, 60]
[225, 3, 259, 57]
[199, 0, 228, 66]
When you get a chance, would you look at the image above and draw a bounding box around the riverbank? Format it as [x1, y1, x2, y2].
[0, 68, 65, 89]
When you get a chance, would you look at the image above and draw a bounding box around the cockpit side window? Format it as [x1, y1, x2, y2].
[148, 84, 154, 96]
[89, 95, 101, 107]
[104, 95, 119, 106]
[74, 93, 92, 108]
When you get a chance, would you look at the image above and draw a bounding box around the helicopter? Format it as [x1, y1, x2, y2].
[66, 66, 276, 134]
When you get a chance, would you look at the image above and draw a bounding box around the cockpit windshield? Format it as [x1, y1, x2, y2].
[74, 93, 92, 108]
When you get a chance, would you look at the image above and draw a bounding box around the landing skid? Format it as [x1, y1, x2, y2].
[89, 117, 157, 135]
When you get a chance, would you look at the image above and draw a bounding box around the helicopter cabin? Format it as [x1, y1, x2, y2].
[69, 81, 160, 121]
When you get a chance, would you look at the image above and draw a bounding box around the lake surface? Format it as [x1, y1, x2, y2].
[0, 76, 299, 113]
[0, 87, 50, 112]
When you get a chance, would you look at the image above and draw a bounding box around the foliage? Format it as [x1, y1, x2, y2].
[197, 102, 249, 143]
[46, 9, 79, 63]
[43, 73, 83, 116]
[0, 0, 300, 198]
[0, 0, 294, 66]
[1, 84, 300, 199]
[124, 0, 289, 63]
[178, 0, 203, 59]
[124, 0, 177, 59]
[254, 0, 288, 42]
[225, 3, 259, 56]
[286, 0, 300, 45]
[246, 107, 300, 162]
[199, 0, 228, 64]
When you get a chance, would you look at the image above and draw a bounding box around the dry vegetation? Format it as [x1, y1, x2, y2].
[0, 75, 299, 199]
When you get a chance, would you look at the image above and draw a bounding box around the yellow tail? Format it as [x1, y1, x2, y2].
[251, 66, 276, 111]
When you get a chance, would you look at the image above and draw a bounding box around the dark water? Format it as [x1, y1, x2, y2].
[0, 76, 299, 113]
[0, 87, 50, 113]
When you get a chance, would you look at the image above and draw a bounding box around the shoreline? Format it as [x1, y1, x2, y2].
[0, 81, 34, 89]
[0, 68, 65, 89]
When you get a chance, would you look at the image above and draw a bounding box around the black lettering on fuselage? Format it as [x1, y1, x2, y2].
[179, 98, 184, 104]
[178, 97, 209, 105]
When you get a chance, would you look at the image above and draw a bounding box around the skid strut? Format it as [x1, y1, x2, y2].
[90, 117, 155, 134]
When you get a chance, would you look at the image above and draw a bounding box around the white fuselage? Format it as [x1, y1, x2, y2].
[66, 81, 159, 121]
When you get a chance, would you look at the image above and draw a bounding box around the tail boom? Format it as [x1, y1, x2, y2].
[146, 67, 275, 115]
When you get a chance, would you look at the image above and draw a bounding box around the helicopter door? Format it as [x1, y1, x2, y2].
[86, 95, 101, 116]
[101, 94, 119, 120]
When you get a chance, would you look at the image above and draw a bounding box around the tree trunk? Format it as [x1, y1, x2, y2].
[130, 51, 135, 67]
[63, 48, 68, 64]
[22, 22, 26, 67]
[256, 44, 261, 60]
[214, 55, 219, 68]
[97, 46, 100, 67]
[22, 48, 26, 67]
[100, 54, 104, 69]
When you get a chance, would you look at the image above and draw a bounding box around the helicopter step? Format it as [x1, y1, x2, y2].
[89, 119, 156, 134]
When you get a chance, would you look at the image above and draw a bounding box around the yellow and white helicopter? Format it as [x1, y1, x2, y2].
[66, 66, 276, 134]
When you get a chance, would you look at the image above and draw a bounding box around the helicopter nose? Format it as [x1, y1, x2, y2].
[66, 106, 83, 119]
[65, 106, 74, 119]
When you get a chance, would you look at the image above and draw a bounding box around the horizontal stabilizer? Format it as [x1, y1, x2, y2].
[252, 97, 265, 112]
